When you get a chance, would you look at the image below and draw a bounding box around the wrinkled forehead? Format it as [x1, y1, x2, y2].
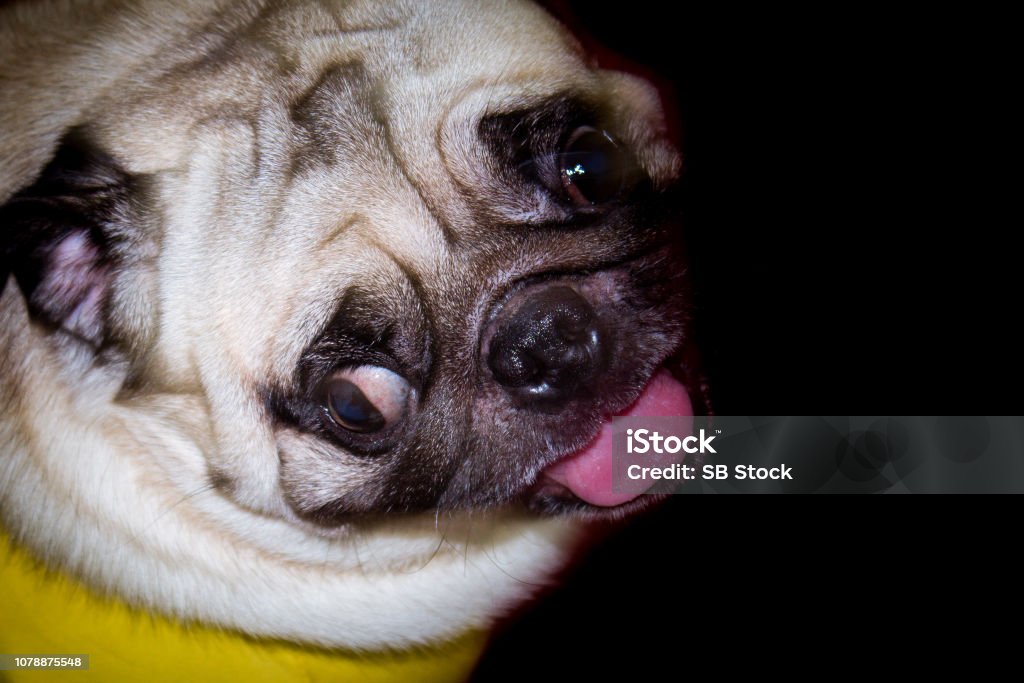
[364, 1, 678, 219]
[296, 0, 594, 115]
[350, 0, 594, 218]
[370, 0, 592, 123]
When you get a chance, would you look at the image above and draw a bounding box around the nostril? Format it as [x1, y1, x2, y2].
[486, 285, 605, 403]
[489, 343, 543, 388]
[554, 307, 591, 340]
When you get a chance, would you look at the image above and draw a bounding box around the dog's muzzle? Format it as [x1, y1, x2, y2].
[487, 285, 605, 409]
[477, 275, 694, 510]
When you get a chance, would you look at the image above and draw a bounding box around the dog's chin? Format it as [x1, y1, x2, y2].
[524, 489, 664, 521]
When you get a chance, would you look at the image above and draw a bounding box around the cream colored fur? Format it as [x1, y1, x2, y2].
[0, 0, 677, 648]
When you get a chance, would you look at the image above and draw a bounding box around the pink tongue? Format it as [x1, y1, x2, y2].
[541, 369, 694, 507]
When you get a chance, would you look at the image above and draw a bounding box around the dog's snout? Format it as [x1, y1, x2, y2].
[486, 285, 605, 405]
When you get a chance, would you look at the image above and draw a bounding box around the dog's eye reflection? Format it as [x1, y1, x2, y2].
[324, 367, 410, 433]
[560, 126, 628, 206]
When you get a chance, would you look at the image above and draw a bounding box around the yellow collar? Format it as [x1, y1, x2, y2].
[1, 531, 484, 682]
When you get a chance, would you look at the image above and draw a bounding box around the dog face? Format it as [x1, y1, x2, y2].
[1, 0, 692, 647]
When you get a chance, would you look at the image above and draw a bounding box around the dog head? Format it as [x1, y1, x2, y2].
[1, 0, 694, 647]
[3, 0, 691, 524]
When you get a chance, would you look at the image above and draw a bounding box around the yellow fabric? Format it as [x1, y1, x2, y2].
[0, 532, 484, 682]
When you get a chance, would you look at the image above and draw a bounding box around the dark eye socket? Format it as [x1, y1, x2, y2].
[323, 366, 410, 434]
[559, 127, 630, 206]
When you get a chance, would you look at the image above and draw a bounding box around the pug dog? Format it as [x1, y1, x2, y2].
[0, 0, 696, 650]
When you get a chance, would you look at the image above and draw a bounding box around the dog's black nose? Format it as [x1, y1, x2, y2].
[487, 285, 605, 405]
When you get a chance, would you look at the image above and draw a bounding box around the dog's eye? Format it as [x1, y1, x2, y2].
[559, 127, 629, 206]
[324, 366, 410, 433]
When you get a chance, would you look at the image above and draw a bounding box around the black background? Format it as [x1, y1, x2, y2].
[472, 2, 1015, 679]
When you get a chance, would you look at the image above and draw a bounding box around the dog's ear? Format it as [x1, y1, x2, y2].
[0, 129, 136, 347]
